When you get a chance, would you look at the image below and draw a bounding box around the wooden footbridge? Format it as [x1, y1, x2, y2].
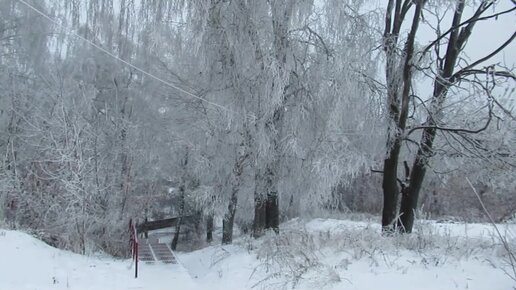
[129, 216, 195, 277]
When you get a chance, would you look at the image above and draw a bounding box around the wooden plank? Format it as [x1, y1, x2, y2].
[136, 216, 195, 232]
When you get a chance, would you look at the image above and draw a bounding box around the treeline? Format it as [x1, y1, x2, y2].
[0, 0, 514, 254]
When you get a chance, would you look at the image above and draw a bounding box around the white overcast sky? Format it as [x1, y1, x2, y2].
[361, 0, 515, 104]
[365, 0, 515, 68]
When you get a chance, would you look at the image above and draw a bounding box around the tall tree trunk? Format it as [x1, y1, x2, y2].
[381, 0, 424, 233]
[264, 164, 279, 232]
[172, 150, 189, 250]
[206, 215, 214, 242]
[380, 0, 403, 233]
[171, 184, 185, 250]
[397, 0, 467, 233]
[222, 187, 238, 244]
[253, 0, 293, 237]
[381, 142, 401, 232]
[222, 141, 248, 244]
[252, 187, 267, 238]
[398, 158, 426, 231]
[265, 191, 279, 233]
[253, 166, 280, 237]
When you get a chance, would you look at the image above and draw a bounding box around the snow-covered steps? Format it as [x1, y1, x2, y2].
[138, 242, 155, 262]
[138, 237, 177, 264]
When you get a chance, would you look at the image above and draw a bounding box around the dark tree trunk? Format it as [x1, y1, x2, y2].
[253, 193, 267, 238]
[252, 0, 290, 238]
[264, 165, 280, 233]
[381, 141, 401, 232]
[171, 189, 185, 250]
[206, 215, 214, 243]
[222, 187, 238, 244]
[170, 217, 183, 251]
[265, 191, 279, 233]
[397, 0, 465, 233]
[253, 169, 267, 238]
[398, 128, 436, 232]
[171, 185, 185, 250]
[171, 220, 181, 250]
[144, 217, 148, 239]
[253, 165, 280, 237]
[172, 150, 188, 250]
[381, 0, 424, 234]
[222, 146, 248, 244]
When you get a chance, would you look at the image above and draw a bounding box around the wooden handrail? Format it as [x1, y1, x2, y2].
[136, 215, 195, 233]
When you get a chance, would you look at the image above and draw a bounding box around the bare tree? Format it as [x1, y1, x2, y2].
[379, 0, 515, 233]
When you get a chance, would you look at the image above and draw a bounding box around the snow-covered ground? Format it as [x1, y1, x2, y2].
[179, 218, 516, 290]
[0, 230, 197, 290]
[1, 218, 515, 290]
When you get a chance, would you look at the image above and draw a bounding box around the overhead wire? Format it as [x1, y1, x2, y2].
[15, 0, 385, 140]
[16, 0, 250, 119]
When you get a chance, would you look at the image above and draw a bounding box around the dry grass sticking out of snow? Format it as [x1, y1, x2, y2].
[251, 218, 516, 290]
[178, 218, 516, 290]
[1, 218, 515, 290]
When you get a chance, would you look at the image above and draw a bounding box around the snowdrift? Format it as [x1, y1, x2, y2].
[0, 229, 196, 290]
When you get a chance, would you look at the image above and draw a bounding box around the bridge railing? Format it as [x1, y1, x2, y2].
[129, 219, 139, 278]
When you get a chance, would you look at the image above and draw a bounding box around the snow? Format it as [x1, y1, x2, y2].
[0, 230, 197, 290]
[178, 219, 516, 290]
[1, 218, 515, 290]
[304, 218, 516, 240]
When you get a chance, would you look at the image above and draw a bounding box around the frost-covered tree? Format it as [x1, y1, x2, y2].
[0, 0, 174, 253]
[0, 0, 52, 228]
[157, 0, 381, 242]
[379, 0, 515, 233]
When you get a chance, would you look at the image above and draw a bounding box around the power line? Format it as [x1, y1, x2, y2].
[17, 0, 247, 118]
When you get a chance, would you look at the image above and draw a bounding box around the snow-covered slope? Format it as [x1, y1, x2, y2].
[0, 230, 197, 290]
[1, 219, 515, 290]
[177, 218, 516, 290]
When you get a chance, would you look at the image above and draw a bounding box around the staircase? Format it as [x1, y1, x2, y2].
[138, 235, 177, 264]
